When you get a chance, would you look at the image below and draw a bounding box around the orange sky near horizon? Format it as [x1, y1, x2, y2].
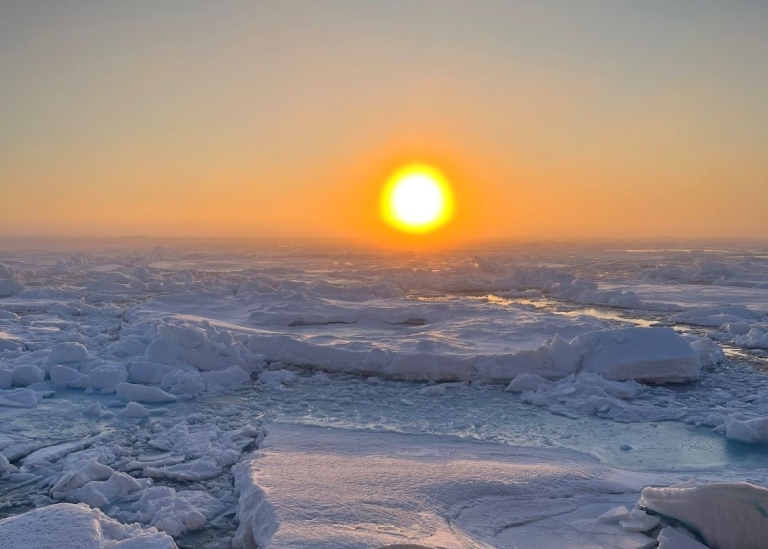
[1, 1, 767, 247]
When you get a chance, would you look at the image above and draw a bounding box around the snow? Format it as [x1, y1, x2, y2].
[2, 241, 768, 547]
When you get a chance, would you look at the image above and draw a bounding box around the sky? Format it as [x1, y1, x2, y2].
[1, 0, 767, 246]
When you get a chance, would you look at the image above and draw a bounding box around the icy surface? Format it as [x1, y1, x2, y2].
[2, 241, 768, 547]
[235, 423, 660, 549]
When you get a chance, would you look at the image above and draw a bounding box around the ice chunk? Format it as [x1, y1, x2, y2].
[12, 364, 46, 386]
[573, 327, 701, 383]
[0, 502, 177, 548]
[641, 482, 768, 549]
[724, 416, 768, 444]
[0, 388, 39, 408]
[620, 509, 660, 532]
[506, 373, 554, 392]
[733, 327, 768, 350]
[50, 364, 88, 388]
[119, 402, 150, 418]
[201, 364, 250, 389]
[131, 486, 220, 537]
[146, 323, 245, 371]
[115, 382, 177, 403]
[417, 383, 447, 396]
[87, 362, 128, 392]
[143, 458, 222, 481]
[722, 322, 751, 335]
[544, 333, 582, 372]
[47, 342, 90, 364]
[0, 279, 25, 297]
[258, 369, 298, 386]
[184, 510, 206, 531]
[78, 471, 144, 508]
[83, 402, 104, 416]
[128, 361, 177, 385]
[599, 505, 631, 522]
[689, 338, 725, 368]
[657, 527, 711, 549]
[22, 436, 101, 467]
[160, 369, 207, 395]
[51, 458, 114, 497]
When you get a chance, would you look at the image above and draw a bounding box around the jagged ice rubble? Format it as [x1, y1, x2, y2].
[1, 240, 768, 548]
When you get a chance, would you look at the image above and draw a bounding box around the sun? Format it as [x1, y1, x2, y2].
[381, 165, 454, 234]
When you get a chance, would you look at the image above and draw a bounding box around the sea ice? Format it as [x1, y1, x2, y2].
[640, 482, 768, 549]
[0, 388, 39, 408]
[0, 503, 177, 549]
[233, 423, 660, 549]
[723, 416, 768, 444]
[131, 486, 221, 537]
[115, 382, 177, 403]
[3, 241, 768, 547]
[657, 527, 711, 549]
[572, 327, 701, 383]
[11, 363, 45, 386]
[505, 373, 554, 392]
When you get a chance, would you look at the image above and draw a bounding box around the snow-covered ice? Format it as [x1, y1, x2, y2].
[233, 423, 661, 549]
[2, 240, 768, 547]
[0, 502, 177, 549]
[639, 482, 768, 549]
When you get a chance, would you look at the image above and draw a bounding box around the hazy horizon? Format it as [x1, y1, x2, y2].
[2, 0, 767, 244]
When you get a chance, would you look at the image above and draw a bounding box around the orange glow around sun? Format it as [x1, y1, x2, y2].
[381, 164, 454, 234]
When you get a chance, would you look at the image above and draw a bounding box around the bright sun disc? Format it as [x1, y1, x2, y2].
[381, 165, 454, 233]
